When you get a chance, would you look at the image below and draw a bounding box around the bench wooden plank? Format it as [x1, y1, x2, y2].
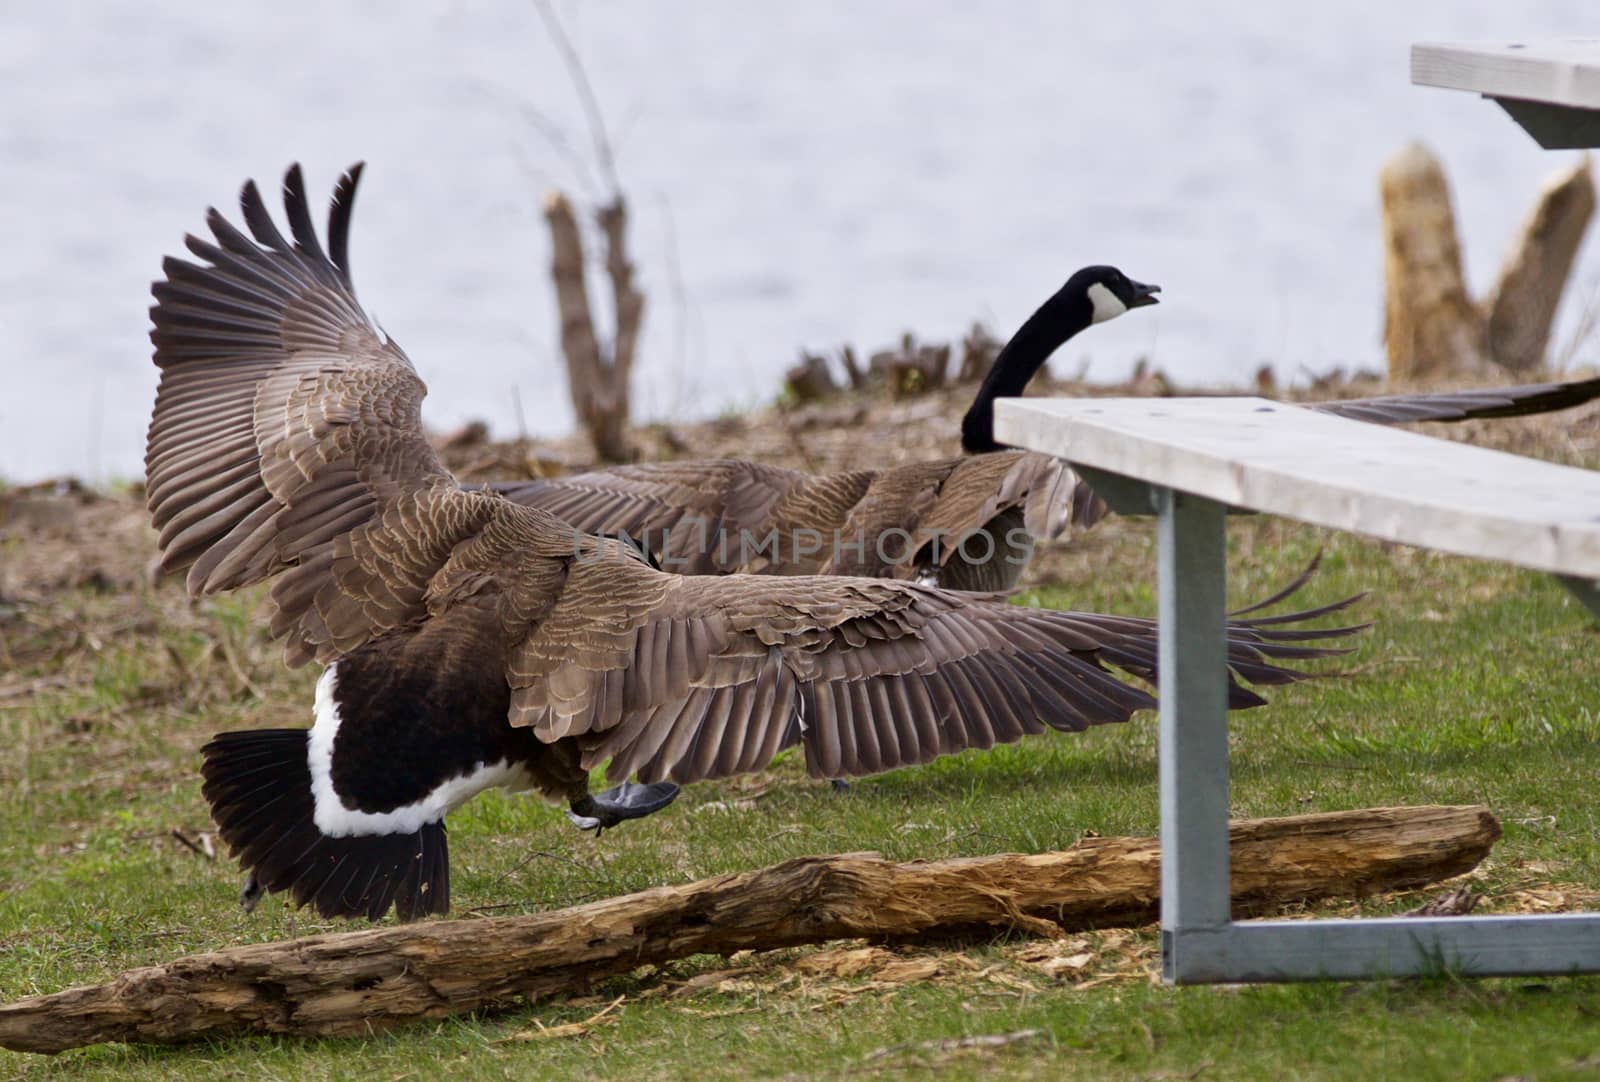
[994, 396, 1600, 579]
[1412, 40, 1600, 110]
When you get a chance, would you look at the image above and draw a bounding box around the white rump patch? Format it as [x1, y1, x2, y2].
[1087, 282, 1128, 324]
[308, 665, 535, 838]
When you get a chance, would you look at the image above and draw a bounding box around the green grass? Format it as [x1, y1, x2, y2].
[5, 512, 1600, 1080]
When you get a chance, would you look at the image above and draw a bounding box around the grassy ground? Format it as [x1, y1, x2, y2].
[5, 402, 1600, 1078]
[4, 511, 1599, 1080]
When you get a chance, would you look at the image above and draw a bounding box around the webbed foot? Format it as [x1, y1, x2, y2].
[566, 781, 681, 833]
[240, 872, 264, 913]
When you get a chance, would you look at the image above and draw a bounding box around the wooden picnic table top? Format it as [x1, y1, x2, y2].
[1414, 39, 1600, 148]
[994, 396, 1600, 579]
[1412, 39, 1600, 110]
[1413, 40, 1600, 147]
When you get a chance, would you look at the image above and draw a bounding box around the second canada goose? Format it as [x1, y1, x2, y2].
[147, 164, 1362, 922]
[492, 280, 1600, 589]
[492, 266, 1159, 591]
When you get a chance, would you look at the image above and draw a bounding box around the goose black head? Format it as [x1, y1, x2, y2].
[959, 264, 1161, 454]
[1071, 265, 1161, 324]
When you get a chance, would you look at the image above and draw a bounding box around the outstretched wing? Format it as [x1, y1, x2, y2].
[497, 453, 1098, 589]
[1312, 376, 1600, 425]
[505, 550, 1362, 785]
[491, 461, 793, 573]
[495, 461, 878, 574]
[146, 163, 492, 665]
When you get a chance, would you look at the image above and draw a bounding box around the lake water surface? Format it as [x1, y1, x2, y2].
[3, 1, 1595, 481]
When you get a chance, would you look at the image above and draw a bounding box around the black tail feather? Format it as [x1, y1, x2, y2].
[200, 729, 448, 922]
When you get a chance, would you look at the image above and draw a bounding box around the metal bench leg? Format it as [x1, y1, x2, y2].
[1156, 487, 1231, 984]
[1556, 575, 1600, 621]
[1150, 491, 1600, 983]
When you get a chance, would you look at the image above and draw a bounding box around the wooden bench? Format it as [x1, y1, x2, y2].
[994, 396, 1600, 983]
[1412, 39, 1600, 148]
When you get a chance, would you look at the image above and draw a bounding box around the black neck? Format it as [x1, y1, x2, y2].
[960, 286, 1091, 453]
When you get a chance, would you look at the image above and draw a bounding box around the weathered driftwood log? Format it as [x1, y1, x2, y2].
[0, 805, 1498, 1054]
[1381, 142, 1495, 382]
[543, 190, 643, 462]
[1486, 155, 1596, 373]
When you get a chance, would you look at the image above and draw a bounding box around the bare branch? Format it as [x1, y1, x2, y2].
[516, 102, 602, 199]
[530, 0, 620, 195]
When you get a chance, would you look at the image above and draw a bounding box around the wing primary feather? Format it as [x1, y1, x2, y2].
[238, 180, 294, 255]
[280, 164, 327, 264]
[328, 162, 365, 283]
[845, 680, 883, 774]
[1228, 552, 1322, 616]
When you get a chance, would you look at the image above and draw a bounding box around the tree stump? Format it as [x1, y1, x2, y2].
[1381, 142, 1495, 382]
[784, 351, 839, 403]
[1380, 143, 1595, 382]
[1486, 156, 1596, 373]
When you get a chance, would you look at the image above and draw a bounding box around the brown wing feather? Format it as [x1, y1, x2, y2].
[494, 462, 755, 571]
[491, 450, 1098, 588]
[1310, 376, 1600, 425]
[749, 468, 879, 572]
[147, 163, 478, 665]
[818, 462, 950, 577]
[495, 460, 877, 574]
[899, 452, 1057, 589]
[505, 555, 1361, 786]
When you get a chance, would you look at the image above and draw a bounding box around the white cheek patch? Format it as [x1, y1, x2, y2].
[1087, 282, 1128, 324]
[308, 664, 535, 838]
[1081, 281, 1132, 323]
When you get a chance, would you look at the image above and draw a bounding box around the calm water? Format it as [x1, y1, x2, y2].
[2, 2, 1594, 481]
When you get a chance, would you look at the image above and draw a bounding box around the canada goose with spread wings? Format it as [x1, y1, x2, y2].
[147, 164, 1362, 923]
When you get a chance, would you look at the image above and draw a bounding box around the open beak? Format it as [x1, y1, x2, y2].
[1128, 280, 1161, 308]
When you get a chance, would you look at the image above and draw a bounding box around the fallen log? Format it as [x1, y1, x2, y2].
[0, 805, 1499, 1054]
